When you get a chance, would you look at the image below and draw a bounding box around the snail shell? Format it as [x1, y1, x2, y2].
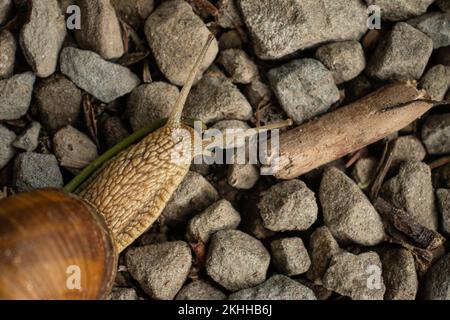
[0, 189, 117, 300]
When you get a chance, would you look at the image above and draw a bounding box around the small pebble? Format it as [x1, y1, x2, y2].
[315, 41, 366, 84]
[268, 59, 340, 125]
[144, 0, 218, 86]
[244, 77, 273, 108]
[219, 30, 243, 50]
[390, 135, 427, 169]
[109, 287, 139, 300]
[111, 0, 155, 29]
[270, 237, 311, 276]
[0, 30, 16, 79]
[365, 0, 435, 21]
[227, 164, 260, 190]
[0, 0, 13, 25]
[0, 124, 16, 170]
[320, 167, 385, 246]
[186, 199, 241, 244]
[217, 48, 258, 84]
[423, 253, 450, 300]
[19, 0, 66, 77]
[351, 157, 378, 189]
[0, 72, 36, 120]
[206, 229, 270, 291]
[60, 47, 140, 103]
[125, 241, 192, 300]
[127, 82, 179, 131]
[258, 180, 318, 232]
[13, 152, 64, 192]
[175, 280, 226, 300]
[422, 114, 450, 155]
[408, 12, 450, 49]
[13, 121, 41, 152]
[75, 0, 124, 60]
[420, 65, 450, 101]
[436, 189, 450, 235]
[367, 22, 433, 81]
[99, 115, 130, 148]
[323, 251, 386, 300]
[229, 274, 316, 300]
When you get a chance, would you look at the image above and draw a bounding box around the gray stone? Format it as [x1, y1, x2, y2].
[217, 0, 243, 29]
[320, 168, 385, 246]
[367, 22, 433, 81]
[219, 30, 243, 50]
[323, 252, 386, 300]
[381, 161, 438, 230]
[75, 0, 124, 60]
[217, 48, 258, 84]
[268, 59, 340, 125]
[109, 287, 139, 300]
[315, 41, 366, 84]
[351, 157, 378, 190]
[206, 230, 270, 291]
[53, 126, 98, 172]
[186, 199, 241, 244]
[183, 68, 253, 124]
[227, 164, 260, 190]
[0, 30, 16, 79]
[13, 121, 41, 152]
[0, 0, 13, 25]
[381, 248, 418, 300]
[125, 241, 192, 300]
[420, 64, 450, 101]
[0, 124, 16, 170]
[365, 0, 435, 21]
[0, 72, 35, 120]
[144, 0, 218, 86]
[127, 82, 179, 131]
[111, 0, 155, 29]
[270, 237, 311, 276]
[175, 280, 227, 300]
[422, 114, 450, 155]
[244, 77, 272, 108]
[258, 179, 318, 232]
[60, 47, 140, 103]
[408, 12, 450, 49]
[13, 152, 64, 192]
[436, 189, 450, 235]
[99, 115, 130, 148]
[423, 253, 450, 300]
[229, 274, 316, 300]
[20, 0, 66, 77]
[237, 0, 367, 60]
[433, 163, 450, 189]
[161, 171, 219, 227]
[35, 74, 82, 133]
[390, 135, 427, 168]
[306, 226, 341, 283]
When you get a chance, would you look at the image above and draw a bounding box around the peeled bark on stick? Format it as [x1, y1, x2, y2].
[270, 82, 435, 180]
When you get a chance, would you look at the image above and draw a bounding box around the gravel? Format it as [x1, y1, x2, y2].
[423, 254, 450, 300]
[268, 59, 340, 125]
[390, 135, 427, 169]
[111, 0, 154, 29]
[109, 287, 139, 300]
[351, 157, 378, 189]
[244, 76, 272, 108]
[420, 65, 450, 101]
[175, 280, 227, 300]
[408, 12, 450, 49]
[13, 121, 41, 152]
[365, 0, 435, 21]
[144, 0, 218, 86]
[270, 237, 311, 276]
[60, 47, 140, 103]
[422, 114, 450, 155]
[125, 241, 192, 300]
[217, 0, 243, 29]
[13, 152, 64, 192]
[436, 189, 450, 235]
[0, 72, 35, 120]
[320, 167, 385, 246]
[206, 229, 270, 291]
[0, 30, 16, 79]
[19, 0, 66, 78]
[229, 274, 316, 300]
[227, 164, 260, 190]
[0, 124, 16, 170]
[258, 179, 318, 232]
[433, 163, 450, 189]
[217, 48, 258, 84]
[219, 30, 243, 50]
[367, 22, 433, 81]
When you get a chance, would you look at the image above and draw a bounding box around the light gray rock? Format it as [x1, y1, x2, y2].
[367, 22, 433, 81]
[237, 0, 367, 60]
[125, 241, 192, 300]
[365, 0, 435, 21]
[111, 0, 155, 29]
[0, 30, 16, 79]
[206, 230, 270, 291]
[390, 135, 427, 168]
[421, 64, 450, 101]
[351, 157, 378, 190]
[109, 287, 139, 300]
[127, 82, 179, 131]
[227, 164, 260, 190]
[320, 167, 385, 246]
[408, 12, 450, 49]
[381, 248, 418, 300]
[0, 72, 35, 120]
[258, 179, 318, 232]
[183, 68, 253, 124]
[13, 152, 64, 192]
[381, 161, 438, 230]
[229, 274, 316, 300]
[0, 124, 16, 170]
[175, 280, 227, 300]
[75, 0, 124, 60]
[0, 0, 13, 25]
[323, 252, 386, 300]
[270, 237, 311, 276]
[315, 41, 366, 84]
[144, 0, 218, 86]
[187, 199, 241, 244]
[422, 114, 450, 155]
[268, 59, 340, 125]
[217, 48, 258, 84]
[13, 121, 41, 152]
[60, 47, 140, 103]
[436, 189, 450, 235]
[423, 253, 450, 300]
[20, 0, 66, 77]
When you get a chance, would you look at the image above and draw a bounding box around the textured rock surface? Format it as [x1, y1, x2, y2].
[408, 12, 450, 49]
[436, 189, 450, 235]
[365, 0, 435, 21]
[227, 164, 259, 190]
[390, 135, 427, 168]
[351, 157, 378, 189]
[0, 72, 35, 120]
[420, 65, 450, 101]
[109, 287, 139, 300]
[270, 237, 311, 276]
[423, 254, 450, 300]
[422, 114, 450, 155]
[111, 0, 154, 29]
[175, 280, 226, 300]
[0, 124, 16, 170]
[0, 30, 16, 79]
[217, 48, 258, 84]
[13, 121, 41, 152]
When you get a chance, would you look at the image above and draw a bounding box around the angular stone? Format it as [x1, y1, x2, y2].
[0, 72, 35, 120]
[422, 114, 450, 155]
[365, 0, 435, 21]
[390, 135, 427, 168]
[111, 0, 155, 29]
[420, 65, 450, 101]
[0, 124, 16, 170]
[423, 253, 450, 300]
[408, 12, 450, 49]
[217, 48, 258, 84]
[227, 164, 260, 190]
[270, 237, 311, 276]
[13, 121, 41, 152]
[0, 30, 16, 79]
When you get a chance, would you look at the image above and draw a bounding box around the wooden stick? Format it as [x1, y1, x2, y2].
[270, 82, 433, 179]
